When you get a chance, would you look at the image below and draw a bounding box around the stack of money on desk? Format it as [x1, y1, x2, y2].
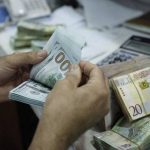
[93, 67, 150, 149]
[93, 116, 150, 150]
[111, 67, 150, 122]
[10, 20, 59, 49]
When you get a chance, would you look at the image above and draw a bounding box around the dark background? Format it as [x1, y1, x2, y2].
[0, 101, 38, 150]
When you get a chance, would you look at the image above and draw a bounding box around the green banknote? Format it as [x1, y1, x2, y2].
[10, 35, 48, 49]
[31, 40, 47, 51]
[17, 21, 60, 37]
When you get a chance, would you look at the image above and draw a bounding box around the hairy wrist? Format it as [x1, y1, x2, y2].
[29, 109, 70, 150]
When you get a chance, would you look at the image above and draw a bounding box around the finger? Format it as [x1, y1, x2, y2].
[80, 61, 106, 87]
[6, 50, 48, 68]
[0, 81, 17, 102]
[57, 64, 82, 89]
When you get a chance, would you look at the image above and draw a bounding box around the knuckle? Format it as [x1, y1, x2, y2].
[26, 52, 34, 60]
[96, 89, 109, 107]
[55, 79, 71, 90]
[65, 75, 78, 86]
[63, 78, 72, 85]
[4, 54, 14, 65]
[18, 52, 34, 63]
[55, 79, 65, 87]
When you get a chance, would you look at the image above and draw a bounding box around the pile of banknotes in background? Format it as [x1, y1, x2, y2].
[93, 67, 150, 149]
[10, 20, 60, 49]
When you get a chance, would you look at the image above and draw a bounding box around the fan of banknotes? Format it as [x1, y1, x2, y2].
[10, 20, 60, 49]
[9, 27, 85, 106]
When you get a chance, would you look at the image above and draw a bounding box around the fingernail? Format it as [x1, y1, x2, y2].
[37, 50, 48, 58]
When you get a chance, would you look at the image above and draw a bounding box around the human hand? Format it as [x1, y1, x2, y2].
[30, 61, 109, 150]
[0, 51, 47, 102]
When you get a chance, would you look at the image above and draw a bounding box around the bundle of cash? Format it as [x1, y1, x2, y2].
[10, 20, 60, 49]
[31, 40, 47, 51]
[10, 36, 32, 49]
[10, 80, 50, 106]
[111, 67, 150, 122]
[10, 35, 48, 49]
[9, 27, 85, 106]
[93, 116, 150, 150]
[17, 21, 59, 37]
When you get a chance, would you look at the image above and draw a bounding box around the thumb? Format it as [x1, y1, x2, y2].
[6, 50, 48, 67]
[64, 64, 81, 88]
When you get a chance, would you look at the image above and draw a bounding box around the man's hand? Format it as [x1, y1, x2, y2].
[30, 61, 109, 150]
[0, 51, 47, 102]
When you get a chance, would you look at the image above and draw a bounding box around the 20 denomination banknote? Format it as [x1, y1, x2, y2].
[111, 67, 150, 122]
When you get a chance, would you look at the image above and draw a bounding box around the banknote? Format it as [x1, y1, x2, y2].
[93, 116, 150, 150]
[10, 35, 48, 49]
[30, 27, 85, 87]
[111, 67, 150, 121]
[10, 20, 60, 49]
[93, 130, 137, 150]
[9, 27, 85, 105]
[112, 117, 150, 150]
[17, 21, 59, 36]
[10, 36, 32, 48]
[31, 40, 47, 51]
[9, 80, 50, 106]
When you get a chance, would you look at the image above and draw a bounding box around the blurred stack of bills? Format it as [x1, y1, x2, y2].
[10, 20, 59, 49]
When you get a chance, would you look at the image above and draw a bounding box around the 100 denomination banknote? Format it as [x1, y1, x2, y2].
[111, 67, 150, 121]
[30, 27, 84, 88]
[9, 27, 85, 106]
[9, 80, 50, 106]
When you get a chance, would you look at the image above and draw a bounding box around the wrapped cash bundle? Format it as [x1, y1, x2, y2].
[10, 21, 59, 49]
[9, 27, 85, 106]
[111, 67, 150, 122]
[93, 117, 150, 150]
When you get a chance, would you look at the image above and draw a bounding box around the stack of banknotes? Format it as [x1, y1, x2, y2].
[93, 116, 150, 150]
[111, 67, 150, 122]
[10, 20, 59, 49]
[9, 27, 85, 105]
[93, 67, 150, 149]
[31, 40, 47, 51]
